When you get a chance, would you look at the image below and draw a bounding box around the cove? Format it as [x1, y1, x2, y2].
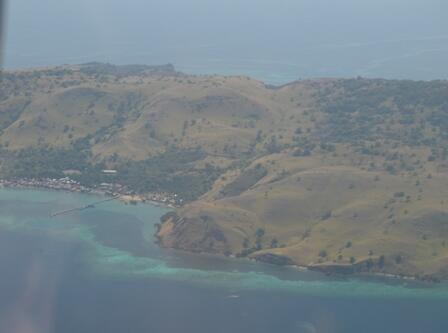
[0, 188, 447, 333]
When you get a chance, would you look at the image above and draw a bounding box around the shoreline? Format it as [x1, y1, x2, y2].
[0, 178, 179, 209]
[236, 254, 439, 285]
[156, 244, 439, 286]
[252, 257, 439, 284]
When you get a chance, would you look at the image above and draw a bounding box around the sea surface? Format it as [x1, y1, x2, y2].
[0, 188, 447, 333]
[4, 0, 448, 85]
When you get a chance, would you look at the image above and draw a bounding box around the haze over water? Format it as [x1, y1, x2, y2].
[4, 0, 448, 84]
[0, 188, 448, 333]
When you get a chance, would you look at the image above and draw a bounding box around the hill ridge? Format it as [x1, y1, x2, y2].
[1, 64, 448, 281]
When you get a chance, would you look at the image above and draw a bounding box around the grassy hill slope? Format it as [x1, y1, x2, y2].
[1, 63, 448, 280]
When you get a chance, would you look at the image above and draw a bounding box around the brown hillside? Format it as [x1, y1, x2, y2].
[1, 63, 448, 280]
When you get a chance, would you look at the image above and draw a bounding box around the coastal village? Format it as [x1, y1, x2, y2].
[0, 175, 181, 208]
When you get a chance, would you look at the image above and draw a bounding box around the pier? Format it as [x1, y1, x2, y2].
[50, 195, 121, 217]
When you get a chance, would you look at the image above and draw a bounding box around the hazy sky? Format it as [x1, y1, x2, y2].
[3, 0, 448, 81]
[7, 0, 448, 44]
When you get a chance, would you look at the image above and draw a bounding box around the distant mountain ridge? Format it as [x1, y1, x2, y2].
[78, 62, 177, 77]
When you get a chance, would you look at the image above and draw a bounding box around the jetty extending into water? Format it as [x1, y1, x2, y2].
[50, 195, 121, 217]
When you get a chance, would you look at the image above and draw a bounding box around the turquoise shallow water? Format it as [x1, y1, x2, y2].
[1, 188, 448, 333]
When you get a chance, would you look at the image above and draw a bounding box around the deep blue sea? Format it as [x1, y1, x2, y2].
[0, 188, 447, 333]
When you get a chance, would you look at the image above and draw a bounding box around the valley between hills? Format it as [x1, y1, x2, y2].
[1, 63, 448, 281]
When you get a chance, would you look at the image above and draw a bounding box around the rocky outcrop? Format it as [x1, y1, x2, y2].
[156, 212, 232, 255]
[251, 253, 295, 266]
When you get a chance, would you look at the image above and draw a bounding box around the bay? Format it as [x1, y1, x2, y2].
[0, 188, 447, 333]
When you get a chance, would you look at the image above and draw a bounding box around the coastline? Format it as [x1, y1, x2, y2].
[249, 255, 428, 283]
[255, 257, 439, 284]
[155, 241, 437, 286]
[0, 178, 179, 209]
